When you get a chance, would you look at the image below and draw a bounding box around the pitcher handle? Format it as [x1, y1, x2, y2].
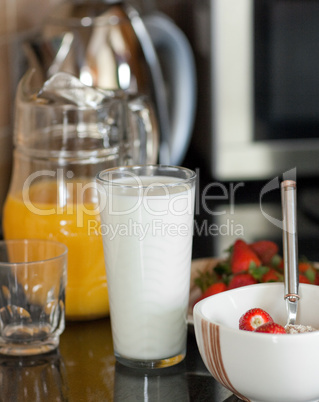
[143, 12, 197, 166]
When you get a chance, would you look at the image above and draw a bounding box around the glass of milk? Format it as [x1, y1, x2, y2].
[96, 165, 196, 369]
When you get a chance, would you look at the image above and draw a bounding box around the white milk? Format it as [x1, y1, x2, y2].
[99, 175, 195, 361]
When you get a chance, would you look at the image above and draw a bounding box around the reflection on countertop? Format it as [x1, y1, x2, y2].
[59, 318, 115, 401]
[0, 318, 239, 402]
[0, 351, 68, 401]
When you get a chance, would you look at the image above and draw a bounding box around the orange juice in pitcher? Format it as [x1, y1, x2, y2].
[3, 179, 108, 320]
[3, 71, 158, 320]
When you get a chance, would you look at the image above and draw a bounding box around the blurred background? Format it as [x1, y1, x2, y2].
[2, 0, 319, 261]
[0, 0, 198, 211]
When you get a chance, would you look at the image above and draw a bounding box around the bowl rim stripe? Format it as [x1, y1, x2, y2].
[202, 319, 250, 401]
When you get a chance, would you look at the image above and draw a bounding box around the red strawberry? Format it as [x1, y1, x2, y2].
[249, 240, 279, 265]
[228, 273, 257, 290]
[231, 240, 261, 274]
[254, 322, 286, 334]
[299, 274, 311, 284]
[298, 262, 316, 284]
[299, 262, 312, 273]
[277, 258, 284, 272]
[262, 268, 283, 283]
[195, 282, 227, 304]
[239, 308, 273, 331]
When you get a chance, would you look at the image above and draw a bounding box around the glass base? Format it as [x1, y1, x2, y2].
[0, 336, 59, 356]
[115, 352, 186, 369]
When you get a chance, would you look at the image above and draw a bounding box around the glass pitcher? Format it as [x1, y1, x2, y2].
[2, 70, 158, 320]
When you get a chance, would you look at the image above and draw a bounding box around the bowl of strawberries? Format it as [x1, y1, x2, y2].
[191, 238, 319, 305]
[193, 281, 319, 402]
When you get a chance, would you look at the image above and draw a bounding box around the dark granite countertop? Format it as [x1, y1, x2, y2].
[0, 318, 240, 402]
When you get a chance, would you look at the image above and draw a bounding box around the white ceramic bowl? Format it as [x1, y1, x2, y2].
[193, 282, 319, 402]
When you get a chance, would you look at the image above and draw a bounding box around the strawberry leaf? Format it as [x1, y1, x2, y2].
[249, 263, 269, 281]
[224, 244, 233, 254]
[194, 269, 219, 292]
[305, 267, 316, 284]
[270, 254, 282, 268]
[214, 261, 231, 276]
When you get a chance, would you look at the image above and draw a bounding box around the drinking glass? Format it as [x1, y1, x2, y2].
[96, 165, 196, 369]
[0, 239, 67, 356]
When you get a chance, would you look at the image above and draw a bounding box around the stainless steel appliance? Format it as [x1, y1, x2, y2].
[191, 0, 319, 180]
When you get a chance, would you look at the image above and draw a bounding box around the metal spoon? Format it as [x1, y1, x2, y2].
[281, 180, 299, 326]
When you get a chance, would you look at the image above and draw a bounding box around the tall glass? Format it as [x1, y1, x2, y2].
[96, 165, 196, 369]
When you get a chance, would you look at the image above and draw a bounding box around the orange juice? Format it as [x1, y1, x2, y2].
[3, 180, 109, 320]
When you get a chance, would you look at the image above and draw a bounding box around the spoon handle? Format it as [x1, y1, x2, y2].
[281, 180, 299, 303]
